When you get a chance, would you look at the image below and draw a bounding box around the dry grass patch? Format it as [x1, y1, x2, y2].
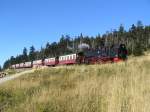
[0, 55, 150, 112]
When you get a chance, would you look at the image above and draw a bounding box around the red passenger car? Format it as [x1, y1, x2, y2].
[58, 54, 77, 65]
[19, 63, 24, 68]
[44, 57, 58, 66]
[15, 64, 20, 69]
[33, 60, 43, 67]
[24, 62, 32, 68]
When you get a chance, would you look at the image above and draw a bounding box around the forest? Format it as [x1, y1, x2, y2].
[2, 21, 150, 69]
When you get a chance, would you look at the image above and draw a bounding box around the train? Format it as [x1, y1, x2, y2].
[11, 44, 128, 69]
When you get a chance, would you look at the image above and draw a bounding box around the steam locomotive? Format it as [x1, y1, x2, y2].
[11, 44, 127, 69]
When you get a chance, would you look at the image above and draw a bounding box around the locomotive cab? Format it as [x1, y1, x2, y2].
[118, 44, 128, 61]
[76, 51, 85, 64]
[111, 44, 128, 62]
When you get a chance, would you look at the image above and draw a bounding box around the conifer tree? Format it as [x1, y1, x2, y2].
[29, 46, 36, 61]
[23, 47, 28, 62]
[0, 65, 2, 72]
[133, 42, 144, 56]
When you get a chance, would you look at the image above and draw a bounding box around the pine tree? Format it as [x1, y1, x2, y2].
[10, 56, 15, 65]
[3, 59, 10, 69]
[45, 42, 50, 57]
[133, 42, 144, 56]
[29, 46, 36, 61]
[23, 47, 28, 62]
[0, 65, 2, 72]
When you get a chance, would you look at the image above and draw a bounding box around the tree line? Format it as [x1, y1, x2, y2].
[3, 21, 150, 69]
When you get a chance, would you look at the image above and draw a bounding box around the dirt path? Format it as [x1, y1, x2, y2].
[0, 70, 34, 85]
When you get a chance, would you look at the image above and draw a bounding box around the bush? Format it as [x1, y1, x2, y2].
[5, 69, 17, 75]
[133, 42, 144, 56]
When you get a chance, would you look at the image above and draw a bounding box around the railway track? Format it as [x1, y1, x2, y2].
[0, 70, 34, 85]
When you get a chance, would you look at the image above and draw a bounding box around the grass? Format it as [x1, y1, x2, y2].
[0, 55, 150, 112]
[4, 69, 17, 75]
[4, 68, 32, 75]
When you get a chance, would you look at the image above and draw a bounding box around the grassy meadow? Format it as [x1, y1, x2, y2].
[0, 55, 150, 112]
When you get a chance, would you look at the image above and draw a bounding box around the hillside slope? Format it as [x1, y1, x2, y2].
[0, 55, 150, 112]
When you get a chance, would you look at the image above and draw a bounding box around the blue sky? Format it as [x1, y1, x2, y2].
[0, 0, 150, 66]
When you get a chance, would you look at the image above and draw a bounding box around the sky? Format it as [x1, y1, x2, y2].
[0, 0, 150, 66]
